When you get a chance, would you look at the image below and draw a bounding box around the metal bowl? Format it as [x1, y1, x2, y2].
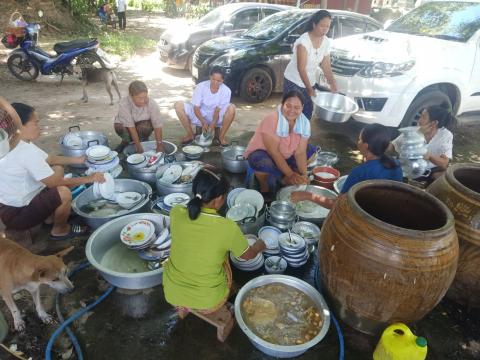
[312, 92, 358, 123]
[269, 200, 296, 221]
[85, 213, 168, 289]
[72, 179, 152, 229]
[123, 140, 177, 157]
[235, 275, 331, 358]
[221, 144, 248, 174]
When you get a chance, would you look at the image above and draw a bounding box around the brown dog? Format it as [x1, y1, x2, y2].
[0, 237, 74, 331]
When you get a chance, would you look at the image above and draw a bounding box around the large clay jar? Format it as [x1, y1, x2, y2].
[319, 180, 458, 334]
[427, 163, 480, 307]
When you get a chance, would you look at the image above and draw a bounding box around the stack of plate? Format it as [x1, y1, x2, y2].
[233, 189, 264, 217]
[258, 226, 281, 257]
[159, 164, 183, 184]
[278, 232, 309, 268]
[85, 145, 120, 174]
[92, 173, 115, 200]
[230, 234, 264, 271]
[63, 133, 83, 147]
[182, 145, 204, 160]
[155, 192, 191, 214]
[120, 219, 171, 262]
[226, 203, 256, 222]
[227, 187, 246, 208]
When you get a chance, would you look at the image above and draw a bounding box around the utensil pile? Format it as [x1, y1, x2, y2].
[120, 219, 171, 267]
[158, 162, 202, 185]
[85, 145, 122, 177]
[278, 232, 309, 267]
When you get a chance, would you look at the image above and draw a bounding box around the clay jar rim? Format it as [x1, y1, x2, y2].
[347, 180, 455, 237]
[312, 166, 340, 182]
[445, 163, 480, 202]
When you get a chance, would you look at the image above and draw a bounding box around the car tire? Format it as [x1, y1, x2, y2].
[400, 89, 452, 128]
[240, 68, 273, 103]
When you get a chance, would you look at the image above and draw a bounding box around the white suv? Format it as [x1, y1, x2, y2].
[329, 0, 480, 128]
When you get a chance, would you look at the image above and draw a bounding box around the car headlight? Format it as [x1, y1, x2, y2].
[358, 60, 415, 78]
[211, 49, 248, 67]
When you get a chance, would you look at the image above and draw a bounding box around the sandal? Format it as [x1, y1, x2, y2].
[50, 224, 89, 241]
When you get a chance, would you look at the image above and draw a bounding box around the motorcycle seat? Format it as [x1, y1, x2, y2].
[54, 39, 98, 54]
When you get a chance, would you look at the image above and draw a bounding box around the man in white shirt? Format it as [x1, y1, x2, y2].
[116, 0, 127, 30]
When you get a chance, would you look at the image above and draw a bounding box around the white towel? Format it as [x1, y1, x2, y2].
[276, 106, 311, 139]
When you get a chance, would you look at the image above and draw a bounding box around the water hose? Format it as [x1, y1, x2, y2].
[314, 263, 345, 360]
[46, 261, 115, 360]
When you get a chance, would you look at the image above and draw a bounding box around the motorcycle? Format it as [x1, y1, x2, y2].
[5, 23, 113, 82]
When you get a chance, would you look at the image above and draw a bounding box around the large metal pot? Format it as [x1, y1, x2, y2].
[221, 142, 248, 174]
[237, 206, 266, 235]
[58, 125, 108, 168]
[268, 200, 296, 222]
[85, 213, 168, 289]
[155, 161, 201, 197]
[72, 179, 152, 229]
[235, 275, 331, 358]
[124, 140, 177, 184]
[312, 92, 358, 123]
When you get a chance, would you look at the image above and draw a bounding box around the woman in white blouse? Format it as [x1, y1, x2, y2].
[283, 10, 337, 119]
[391, 103, 456, 181]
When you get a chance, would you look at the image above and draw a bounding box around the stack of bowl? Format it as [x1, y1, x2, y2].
[266, 200, 297, 230]
[85, 145, 121, 177]
[230, 234, 264, 271]
[182, 145, 204, 160]
[278, 232, 309, 267]
[120, 219, 171, 268]
[258, 226, 281, 257]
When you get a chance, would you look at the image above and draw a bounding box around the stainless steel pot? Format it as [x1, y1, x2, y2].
[268, 200, 296, 221]
[237, 206, 266, 235]
[72, 179, 152, 229]
[221, 142, 248, 174]
[85, 213, 167, 289]
[125, 141, 177, 184]
[266, 213, 297, 230]
[312, 92, 358, 123]
[235, 275, 331, 358]
[58, 125, 108, 168]
[155, 161, 199, 197]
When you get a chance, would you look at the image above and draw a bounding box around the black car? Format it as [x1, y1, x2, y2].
[158, 2, 291, 70]
[191, 9, 382, 102]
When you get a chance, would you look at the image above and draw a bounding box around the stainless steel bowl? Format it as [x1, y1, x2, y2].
[268, 201, 296, 221]
[312, 92, 358, 123]
[72, 179, 152, 229]
[235, 275, 331, 358]
[85, 213, 168, 289]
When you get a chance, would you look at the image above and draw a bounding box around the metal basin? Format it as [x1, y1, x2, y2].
[72, 179, 152, 229]
[124, 140, 177, 184]
[312, 92, 358, 123]
[58, 126, 108, 168]
[235, 275, 330, 358]
[85, 213, 168, 289]
[277, 185, 337, 225]
[221, 144, 248, 174]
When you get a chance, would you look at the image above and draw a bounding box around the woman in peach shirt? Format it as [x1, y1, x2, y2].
[244, 90, 316, 199]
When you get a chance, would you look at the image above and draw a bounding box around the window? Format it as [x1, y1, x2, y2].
[339, 17, 366, 37]
[262, 8, 279, 19]
[231, 9, 262, 30]
[366, 21, 380, 33]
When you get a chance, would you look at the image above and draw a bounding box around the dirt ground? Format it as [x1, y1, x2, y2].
[1, 10, 480, 360]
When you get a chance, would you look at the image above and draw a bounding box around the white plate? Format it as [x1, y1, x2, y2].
[88, 151, 118, 165]
[86, 145, 111, 160]
[227, 187, 246, 208]
[226, 204, 256, 222]
[116, 191, 142, 206]
[163, 192, 190, 207]
[120, 219, 156, 247]
[64, 134, 83, 147]
[99, 173, 115, 200]
[258, 226, 281, 250]
[92, 182, 101, 198]
[160, 164, 183, 184]
[234, 189, 264, 216]
[181, 163, 201, 177]
[127, 153, 147, 165]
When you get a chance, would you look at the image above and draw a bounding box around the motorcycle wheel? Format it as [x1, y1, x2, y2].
[76, 51, 106, 69]
[7, 54, 40, 81]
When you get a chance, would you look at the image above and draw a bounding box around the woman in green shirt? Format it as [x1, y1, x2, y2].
[163, 169, 266, 316]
